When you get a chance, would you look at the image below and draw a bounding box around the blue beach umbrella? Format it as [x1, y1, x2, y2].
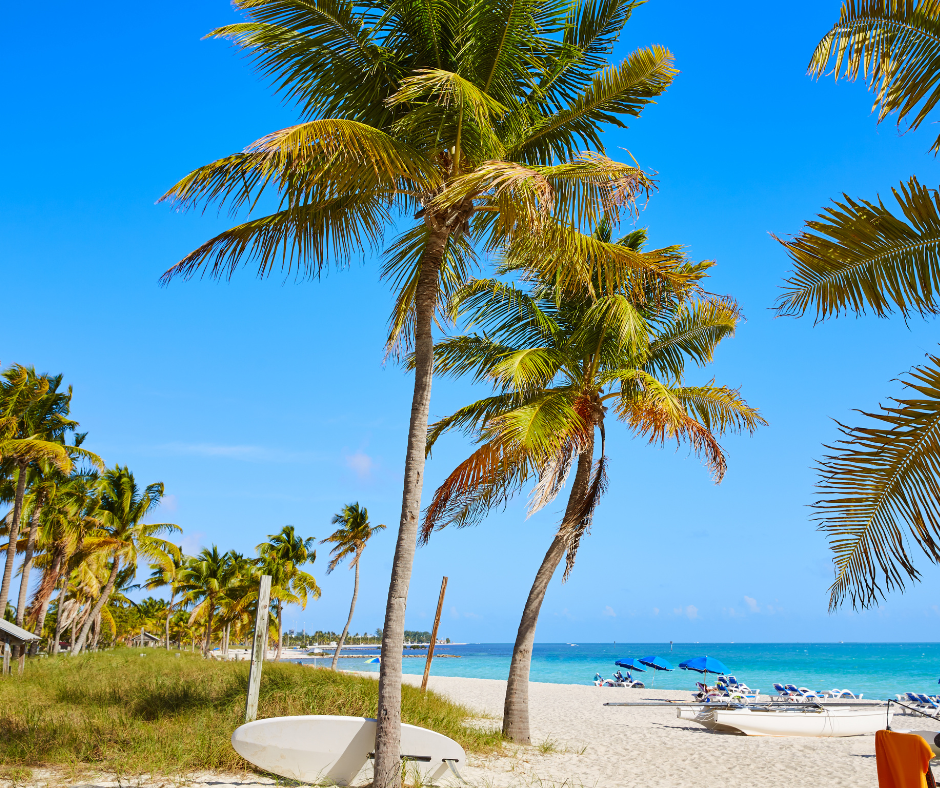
[680, 656, 728, 677]
[365, 656, 380, 664]
[614, 658, 647, 673]
[638, 655, 673, 686]
[679, 656, 727, 674]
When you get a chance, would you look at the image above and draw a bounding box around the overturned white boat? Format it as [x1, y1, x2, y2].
[677, 704, 891, 737]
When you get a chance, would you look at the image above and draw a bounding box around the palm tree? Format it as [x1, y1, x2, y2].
[12, 433, 100, 637]
[30, 471, 101, 654]
[145, 546, 188, 649]
[422, 229, 764, 742]
[70, 466, 180, 655]
[158, 0, 678, 776]
[775, 0, 940, 609]
[176, 546, 236, 655]
[322, 503, 386, 669]
[0, 366, 80, 617]
[257, 526, 320, 660]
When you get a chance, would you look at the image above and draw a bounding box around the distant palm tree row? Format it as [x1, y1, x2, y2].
[1, 364, 386, 659]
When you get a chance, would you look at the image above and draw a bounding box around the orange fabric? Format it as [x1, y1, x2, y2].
[876, 730, 934, 788]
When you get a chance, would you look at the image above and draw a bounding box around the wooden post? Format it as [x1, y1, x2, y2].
[421, 576, 448, 692]
[2, 640, 10, 676]
[245, 575, 272, 723]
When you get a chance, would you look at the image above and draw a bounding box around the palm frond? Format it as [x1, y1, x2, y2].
[529, 0, 641, 110]
[612, 372, 728, 481]
[387, 68, 509, 125]
[670, 383, 767, 435]
[809, 0, 940, 153]
[160, 194, 391, 284]
[645, 297, 741, 379]
[421, 439, 534, 535]
[210, 0, 397, 122]
[382, 223, 480, 358]
[509, 46, 676, 161]
[775, 177, 940, 319]
[815, 352, 940, 609]
[160, 120, 434, 217]
[559, 454, 607, 580]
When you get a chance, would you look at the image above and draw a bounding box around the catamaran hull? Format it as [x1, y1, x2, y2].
[677, 707, 891, 737]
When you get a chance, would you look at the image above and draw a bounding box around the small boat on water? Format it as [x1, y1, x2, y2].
[677, 704, 891, 737]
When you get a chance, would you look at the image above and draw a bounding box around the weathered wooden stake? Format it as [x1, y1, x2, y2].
[245, 575, 272, 723]
[2, 640, 9, 676]
[421, 576, 448, 692]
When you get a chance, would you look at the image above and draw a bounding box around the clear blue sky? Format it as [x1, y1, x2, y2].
[5, 0, 940, 643]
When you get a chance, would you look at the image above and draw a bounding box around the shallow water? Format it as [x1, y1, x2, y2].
[291, 642, 940, 698]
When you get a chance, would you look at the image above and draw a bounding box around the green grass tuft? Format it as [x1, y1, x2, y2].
[0, 648, 502, 777]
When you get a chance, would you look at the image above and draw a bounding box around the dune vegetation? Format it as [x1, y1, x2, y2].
[0, 649, 501, 779]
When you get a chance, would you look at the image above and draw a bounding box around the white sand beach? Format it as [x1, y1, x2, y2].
[11, 673, 939, 788]
[399, 674, 940, 788]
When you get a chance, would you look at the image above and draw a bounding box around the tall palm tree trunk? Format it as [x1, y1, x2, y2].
[166, 591, 175, 650]
[71, 558, 120, 655]
[331, 557, 360, 670]
[30, 546, 63, 653]
[202, 596, 215, 657]
[276, 603, 283, 661]
[502, 435, 596, 744]
[52, 575, 69, 656]
[0, 462, 28, 613]
[15, 498, 42, 628]
[91, 612, 101, 650]
[374, 228, 447, 788]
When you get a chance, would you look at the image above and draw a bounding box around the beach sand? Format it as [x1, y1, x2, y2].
[10, 673, 939, 788]
[401, 673, 940, 787]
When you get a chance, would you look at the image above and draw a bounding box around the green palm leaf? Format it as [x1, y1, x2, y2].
[816, 353, 940, 609]
[774, 177, 940, 319]
[809, 0, 940, 154]
[508, 46, 677, 161]
[160, 195, 391, 284]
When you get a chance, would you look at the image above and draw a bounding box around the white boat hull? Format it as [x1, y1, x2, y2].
[677, 706, 891, 737]
[231, 715, 466, 785]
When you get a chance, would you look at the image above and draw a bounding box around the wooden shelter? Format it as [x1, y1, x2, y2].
[0, 618, 41, 677]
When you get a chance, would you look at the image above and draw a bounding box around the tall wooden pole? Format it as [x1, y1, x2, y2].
[244, 575, 272, 723]
[421, 576, 448, 692]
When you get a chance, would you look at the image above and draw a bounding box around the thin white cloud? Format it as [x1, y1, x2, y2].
[449, 605, 460, 619]
[159, 494, 178, 513]
[744, 596, 760, 613]
[652, 607, 659, 616]
[181, 531, 206, 556]
[603, 605, 616, 617]
[345, 451, 374, 479]
[673, 607, 682, 616]
[685, 605, 698, 620]
[157, 442, 319, 463]
[463, 611, 481, 619]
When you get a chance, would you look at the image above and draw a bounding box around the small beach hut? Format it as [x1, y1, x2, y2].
[131, 630, 162, 648]
[0, 618, 41, 677]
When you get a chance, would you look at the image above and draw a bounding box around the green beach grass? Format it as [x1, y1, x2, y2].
[0, 648, 502, 779]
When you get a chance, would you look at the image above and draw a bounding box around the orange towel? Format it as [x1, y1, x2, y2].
[876, 730, 934, 788]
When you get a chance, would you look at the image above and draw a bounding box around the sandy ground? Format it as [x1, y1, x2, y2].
[399, 674, 940, 788]
[9, 673, 939, 788]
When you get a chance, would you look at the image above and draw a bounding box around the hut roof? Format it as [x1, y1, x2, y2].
[0, 618, 41, 644]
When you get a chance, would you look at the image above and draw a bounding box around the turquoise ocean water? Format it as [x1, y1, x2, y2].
[295, 643, 940, 699]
